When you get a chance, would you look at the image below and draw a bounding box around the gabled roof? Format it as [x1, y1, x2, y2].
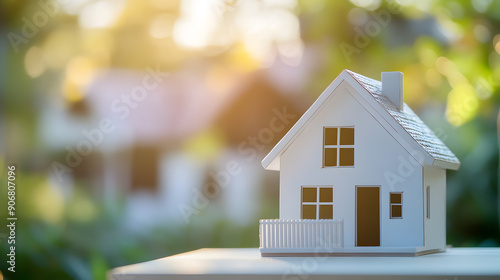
[262, 69, 460, 171]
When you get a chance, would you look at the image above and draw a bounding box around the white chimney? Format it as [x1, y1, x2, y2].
[382, 71, 404, 110]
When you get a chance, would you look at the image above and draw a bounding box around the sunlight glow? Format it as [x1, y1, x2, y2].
[42, 30, 77, 69]
[419, 48, 438, 68]
[79, 0, 125, 29]
[81, 30, 114, 68]
[34, 181, 65, 224]
[60, 0, 91, 15]
[493, 35, 500, 54]
[349, 0, 381, 10]
[474, 24, 490, 43]
[238, 6, 302, 66]
[395, 0, 414, 7]
[63, 56, 95, 103]
[263, 0, 297, 9]
[66, 56, 96, 87]
[425, 68, 442, 87]
[205, 65, 236, 96]
[173, 0, 219, 49]
[414, 0, 433, 12]
[184, 129, 225, 161]
[24, 46, 46, 78]
[436, 57, 479, 126]
[226, 43, 260, 73]
[173, 0, 303, 67]
[348, 8, 370, 26]
[64, 81, 84, 103]
[474, 78, 493, 100]
[67, 194, 98, 223]
[150, 13, 174, 39]
[471, 0, 492, 13]
[446, 82, 478, 127]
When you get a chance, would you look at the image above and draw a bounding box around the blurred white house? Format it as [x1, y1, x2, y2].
[39, 52, 317, 231]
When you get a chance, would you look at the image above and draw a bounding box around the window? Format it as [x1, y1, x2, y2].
[426, 186, 430, 219]
[301, 186, 333, 219]
[323, 127, 354, 167]
[390, 192, 402, 219]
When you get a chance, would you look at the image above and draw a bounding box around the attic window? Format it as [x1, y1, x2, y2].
[323, 127, 354, 167]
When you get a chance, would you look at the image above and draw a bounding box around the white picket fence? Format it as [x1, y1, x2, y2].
[259, 219, 344, 249]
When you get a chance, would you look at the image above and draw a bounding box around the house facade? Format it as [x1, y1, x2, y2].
[259, 70, 460, 256]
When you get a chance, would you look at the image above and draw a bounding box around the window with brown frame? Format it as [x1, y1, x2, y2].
[390, 192, 403, 219]
[323, 127, 354, 167]
[301, 186, 334, 219]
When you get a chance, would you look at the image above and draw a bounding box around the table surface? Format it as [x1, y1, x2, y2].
[109, 247, 500, 280]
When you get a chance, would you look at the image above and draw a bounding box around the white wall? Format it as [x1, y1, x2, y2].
[279, 81, 424, 248]
[423, 165, 447, 251]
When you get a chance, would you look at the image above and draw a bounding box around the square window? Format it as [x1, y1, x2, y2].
[302, 188, 317, 202]
[339, 148, 354, 166]
[324, 127, 337, 145]
[302, 186, 334, 220]
[323, 127, 354, 168]
[320, 188, 333, 202]
[319, 205, 333, 219]
[390, 193, 401, 204]
[391, 205, 402, 218]
[302, 205, 316, 219]
[324, 148, 337, 167]
[340, 128, 354, 145]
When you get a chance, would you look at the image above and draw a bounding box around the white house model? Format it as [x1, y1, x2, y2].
[259, 70, 460, 256]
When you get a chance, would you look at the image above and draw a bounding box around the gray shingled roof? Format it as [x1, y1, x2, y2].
[345, 70, 460, 166]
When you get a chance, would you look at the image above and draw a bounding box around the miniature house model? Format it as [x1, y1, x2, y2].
[259, 70, 460, 256]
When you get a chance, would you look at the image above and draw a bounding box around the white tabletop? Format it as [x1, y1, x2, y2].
[109, 247, 500, 280]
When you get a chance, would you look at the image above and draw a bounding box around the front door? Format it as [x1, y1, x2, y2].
[356, 186, 380, 246]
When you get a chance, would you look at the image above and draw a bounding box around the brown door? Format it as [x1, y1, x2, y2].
[356, 186, 380, 246]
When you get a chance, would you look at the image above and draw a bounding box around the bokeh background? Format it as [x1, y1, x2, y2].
[1, 0, 500, 279]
